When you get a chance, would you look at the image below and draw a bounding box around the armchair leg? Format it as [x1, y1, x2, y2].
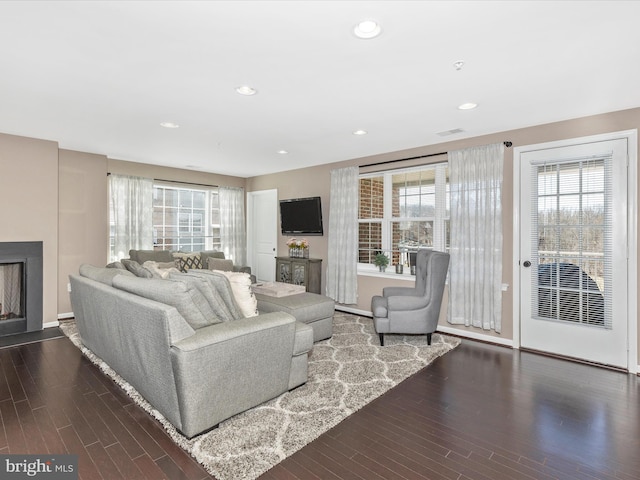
[427, 333, 432, 345]
[379, 333, 384, 346]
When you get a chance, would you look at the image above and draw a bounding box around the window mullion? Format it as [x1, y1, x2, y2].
[383, 172, 393, 255]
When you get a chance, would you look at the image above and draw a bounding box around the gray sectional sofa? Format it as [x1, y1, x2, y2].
[69, 264, 313, 439]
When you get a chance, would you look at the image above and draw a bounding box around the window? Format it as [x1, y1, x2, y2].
[153, 184, 220, 252]
[359, 163, 449, 269]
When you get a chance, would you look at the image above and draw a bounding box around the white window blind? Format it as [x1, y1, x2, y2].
[530, 154, 612, 329]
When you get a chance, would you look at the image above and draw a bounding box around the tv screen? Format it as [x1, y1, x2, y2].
[280, 197, 323, 235]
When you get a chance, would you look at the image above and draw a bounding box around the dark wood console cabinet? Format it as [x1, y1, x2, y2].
[275, 256, 322, 294]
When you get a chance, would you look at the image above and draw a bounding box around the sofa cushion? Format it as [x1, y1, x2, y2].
[79, 263, 135, 286]
[129, 249, 174, 264]
[169, 272, 234, 322]
[121, 259, 154, 278]
[199, 250, 225, 266]
[207, 257, 234, 272]
[255, 292, 335, 323]
[112, 275, 219, 329]
[216, 271, 258, 318]
[182, 270, 243, 320]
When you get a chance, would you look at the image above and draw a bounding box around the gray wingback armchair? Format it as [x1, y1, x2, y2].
[371, 249, 450, 346]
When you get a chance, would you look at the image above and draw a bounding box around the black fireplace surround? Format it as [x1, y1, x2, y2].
[0, 241, 43, 336]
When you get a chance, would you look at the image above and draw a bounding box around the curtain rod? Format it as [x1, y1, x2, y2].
[106, 173, 218, 188]
[360, 141, 512, 169]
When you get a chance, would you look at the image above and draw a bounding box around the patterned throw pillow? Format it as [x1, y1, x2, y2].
[173, 253, 203, 272]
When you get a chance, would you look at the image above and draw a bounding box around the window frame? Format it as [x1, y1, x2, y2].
[152, 182, 220, 253]
[358, 162, 449, 274]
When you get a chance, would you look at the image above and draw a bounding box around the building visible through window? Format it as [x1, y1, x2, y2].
[153, 184, 220, 252]
[359, 163, 449, 269]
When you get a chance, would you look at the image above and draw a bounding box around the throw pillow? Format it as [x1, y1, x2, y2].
[121, 259, 154, 278]
[143, 260, 181, 279]
[207, 257, 234, 272]
[173, 253, 203, 272]
[112, 275, 218, 329]
[215, 271, 258, 318]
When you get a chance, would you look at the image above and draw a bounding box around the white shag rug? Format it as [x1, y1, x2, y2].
[60, 312, 460, 480]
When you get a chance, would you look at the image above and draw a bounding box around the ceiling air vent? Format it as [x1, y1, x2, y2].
[436, 128, 464, 137]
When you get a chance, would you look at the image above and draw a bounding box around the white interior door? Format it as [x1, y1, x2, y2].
[247, 189, 277, 282]
[519, 138, 628, 368]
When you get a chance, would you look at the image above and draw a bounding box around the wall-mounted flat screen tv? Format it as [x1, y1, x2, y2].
[280, 196, 323, 235]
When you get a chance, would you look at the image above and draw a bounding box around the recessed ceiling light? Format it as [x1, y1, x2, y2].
[453, 61, 465, 71]
[354, 20, 381, 39]
[235, 85, 257, 96]
[458, 103, 478, 110]
[160, 122, 180, 128]
[277, 149, 289, 155]
[353, 129, 368, 135]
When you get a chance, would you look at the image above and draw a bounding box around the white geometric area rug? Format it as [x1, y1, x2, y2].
[60, 312, 461, 480]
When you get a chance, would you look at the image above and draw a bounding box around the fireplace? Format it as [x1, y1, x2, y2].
[0, 242, 43, 336]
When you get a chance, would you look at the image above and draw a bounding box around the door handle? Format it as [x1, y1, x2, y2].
[523, 260, 532, 268]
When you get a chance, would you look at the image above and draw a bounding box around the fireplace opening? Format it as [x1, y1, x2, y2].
[0, 262, 25, 320]
[0, 242, 43, 337]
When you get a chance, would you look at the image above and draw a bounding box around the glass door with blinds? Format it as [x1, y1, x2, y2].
[519, 139, 628, 368]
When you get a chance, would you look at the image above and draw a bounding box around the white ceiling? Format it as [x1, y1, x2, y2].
[1, 1, 639, 178]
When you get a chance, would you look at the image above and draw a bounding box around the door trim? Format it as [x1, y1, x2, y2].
[512, 130, 638, 373]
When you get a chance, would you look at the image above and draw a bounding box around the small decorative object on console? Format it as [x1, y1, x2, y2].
[286, 237, 309, 258]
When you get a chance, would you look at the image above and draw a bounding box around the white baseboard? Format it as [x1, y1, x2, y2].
[335, 305, 372, 317]
[44, 320, 60, 328]
[432, 325, 514, 348]
[58, 312, 74, 320]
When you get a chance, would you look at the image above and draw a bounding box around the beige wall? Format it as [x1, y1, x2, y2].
[108, 159, 246, 189]
[55, 157, 247, 314]
[0, 132, 59, 325]
[58, 149, 109, 315]
[248, 106, 640, 363]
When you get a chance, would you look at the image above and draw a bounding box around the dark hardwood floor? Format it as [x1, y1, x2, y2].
[0, 331, 638, 480]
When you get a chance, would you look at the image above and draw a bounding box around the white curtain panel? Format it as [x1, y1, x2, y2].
[108, 174, 154, 261]
[326, 166, 359, 304]
[219, 186, 247, 267]
[448, 143, 504, 332]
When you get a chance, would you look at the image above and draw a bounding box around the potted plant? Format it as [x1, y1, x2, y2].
[374, 253, 389, 272]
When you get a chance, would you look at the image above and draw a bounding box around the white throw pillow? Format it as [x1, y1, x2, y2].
[215, 271, 258, 318]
